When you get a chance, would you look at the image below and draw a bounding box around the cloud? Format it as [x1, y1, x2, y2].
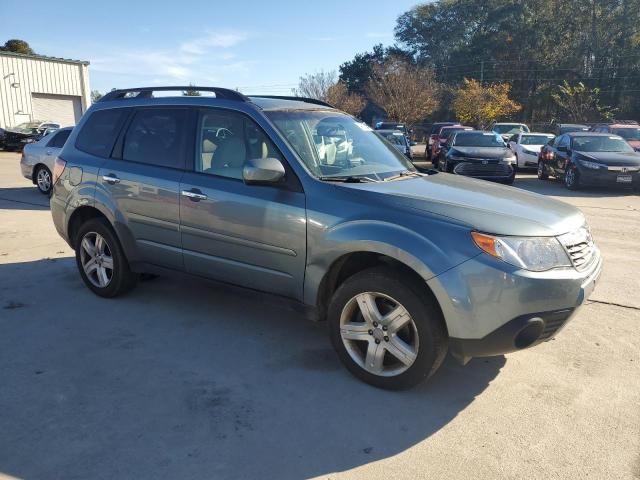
[91, 30, 249, 86]
[180, 31, 247, 55]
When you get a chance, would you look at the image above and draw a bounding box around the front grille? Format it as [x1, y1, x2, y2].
[454, 161, 512, 177]
[559, 226, 598, 272]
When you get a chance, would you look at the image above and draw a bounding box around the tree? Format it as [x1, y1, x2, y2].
[551, 81, 615, 122]
[326, 81, 366, 116]
[90, 90, 103, 103]
[183, 84, 201, 96]
[0, 39, 35, 55]
[292, 71, 336, 101]
[453, 78, 521, 127]
[366, 57, 440, 125]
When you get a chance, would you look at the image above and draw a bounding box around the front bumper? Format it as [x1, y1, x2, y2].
[450, 159, 515, 181]
[428, 249, 602, 364]
[577, 165, 640, 187]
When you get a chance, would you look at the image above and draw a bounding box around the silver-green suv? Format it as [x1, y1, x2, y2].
[50, 87, 602, 389]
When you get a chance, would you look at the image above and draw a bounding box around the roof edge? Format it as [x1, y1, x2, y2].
[0, 50, 89, 66]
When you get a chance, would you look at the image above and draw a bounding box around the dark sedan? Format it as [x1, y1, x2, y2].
[538, 132, 640, 190]
[438, 131, 516, 184]
[2, 121, 60, 151]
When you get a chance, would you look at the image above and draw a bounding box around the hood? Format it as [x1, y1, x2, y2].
[5, 130, 32, 138]
[520, 144, 545, 152]
[451, 146, 511, 159]
[348, 173, 585, 237]
[576, 150, 640, 166]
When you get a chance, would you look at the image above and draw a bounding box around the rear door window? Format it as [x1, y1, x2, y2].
[47, 130, 71, 148]
[76, 108, 131, 158]
[122, 108, 189, 169]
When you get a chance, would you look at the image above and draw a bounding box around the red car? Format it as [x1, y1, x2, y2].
[590, 121, 640, 152]
[432, 125, 474, 161]
[426, 122, 458, 160]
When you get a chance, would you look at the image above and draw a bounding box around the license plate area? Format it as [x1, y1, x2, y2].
[617, 174, 632, 183]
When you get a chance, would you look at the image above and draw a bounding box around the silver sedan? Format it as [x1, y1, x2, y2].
[20, 127, 73, 194]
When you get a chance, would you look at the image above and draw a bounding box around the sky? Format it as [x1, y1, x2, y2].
[1, 0, 419, 95]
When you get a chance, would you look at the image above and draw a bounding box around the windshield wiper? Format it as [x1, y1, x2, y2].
[318, 175, 379, 183]
[383, 170, 423, 182]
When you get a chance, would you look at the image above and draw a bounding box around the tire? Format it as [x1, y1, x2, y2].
[328, 266, 448, 390]
[537, 160, 548, 180]
[74, 218, 137, 298]
[34, 165, 52, 195]
[564, 165, 581, 190]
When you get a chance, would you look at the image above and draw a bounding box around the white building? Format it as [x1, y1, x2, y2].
[0, 51, 91, 129]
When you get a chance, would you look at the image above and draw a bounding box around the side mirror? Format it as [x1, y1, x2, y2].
[243, 157, 285, 185]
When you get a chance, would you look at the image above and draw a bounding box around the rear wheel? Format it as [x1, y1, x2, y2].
[35, 165, 52, 195]
[328, 267, 447, 390]
[537, 160, 548, 180]
[75, 218, 137, 297]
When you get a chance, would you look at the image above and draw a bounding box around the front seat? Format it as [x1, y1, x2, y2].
[207, 137, 247, 176]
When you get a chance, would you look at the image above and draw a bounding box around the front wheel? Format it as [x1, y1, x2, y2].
[328, 267, 447, 390]
[564, 166, 581, 190]
[35, 165, 52, 195]
[75, 218, 137, 297]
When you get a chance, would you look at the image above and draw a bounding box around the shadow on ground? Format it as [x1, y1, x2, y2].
[0, 258, 504, 480]
[0, 187, 49, 210]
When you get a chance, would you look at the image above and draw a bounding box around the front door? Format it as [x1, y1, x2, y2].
[179, 107, 306, 300]
[97, 107, 190, 270]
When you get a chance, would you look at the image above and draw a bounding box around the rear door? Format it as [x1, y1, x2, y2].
[96, 107, 192, 270]
[43, 129, 72, 170]
[179, 107, 307, 300]
[553, 135, 570, 174]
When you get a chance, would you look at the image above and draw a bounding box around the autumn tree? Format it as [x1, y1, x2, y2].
[551, 81, 615, 122]
[326, 81, 365, 116]
[366, 57, 440, 125]
[453, 79, 521, 128]
[183, 83, 202, 96]
[292, 70, 337, 101]
[90, 90, 103, 103]
[0, 39, 35, 55]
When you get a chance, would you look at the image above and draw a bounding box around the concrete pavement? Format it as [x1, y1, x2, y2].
[0, 151, 638, 480]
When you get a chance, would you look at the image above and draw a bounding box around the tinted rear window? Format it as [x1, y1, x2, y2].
[48, 129, 71, 148]
[76, 108, 130, 158]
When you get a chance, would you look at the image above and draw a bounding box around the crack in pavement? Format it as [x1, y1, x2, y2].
[586, 299, 640, 311]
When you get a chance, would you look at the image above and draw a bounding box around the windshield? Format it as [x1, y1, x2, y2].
[440, 127, 471, 138]
[572, 136, 634, 153]
[266, 111, 415, 180]
[10, 122, 40, 134]
[521, 134, 554, 145]
[454, 132, 506, 147]
[494, 124, 529, 134]
[559, 125, 588, 134]
[612, 128, 640, 141]
[379, 131, 407, 146]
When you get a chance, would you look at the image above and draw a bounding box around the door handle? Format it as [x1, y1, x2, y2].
[102, 174, 121, 184]
[181, 189, 208, 201]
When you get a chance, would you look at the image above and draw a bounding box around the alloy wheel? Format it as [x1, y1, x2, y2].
[79, 232, 114, 288]
[339, 292, 419, 377]
[37, 168, 51, 193]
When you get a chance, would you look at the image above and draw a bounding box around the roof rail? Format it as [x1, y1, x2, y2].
[100, 86, 249, 102]
[249, 95, 334, 108]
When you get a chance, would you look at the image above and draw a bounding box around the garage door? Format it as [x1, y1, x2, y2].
[31, 93, 82, 127]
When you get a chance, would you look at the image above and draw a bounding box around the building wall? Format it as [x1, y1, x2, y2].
[0, 53, 91, 129]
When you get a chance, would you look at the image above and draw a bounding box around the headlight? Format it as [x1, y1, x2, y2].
[471, 232, 572, 271]
[578, 159, 605, 170]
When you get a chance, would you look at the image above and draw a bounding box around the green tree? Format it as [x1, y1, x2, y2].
[183, 84, 201, 96]
[0, 39, 35, 55]
[551, 81, 616, 122]
[90, 90, 103, 103]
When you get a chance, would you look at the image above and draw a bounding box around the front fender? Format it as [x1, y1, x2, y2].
[303, 218, 474, 306]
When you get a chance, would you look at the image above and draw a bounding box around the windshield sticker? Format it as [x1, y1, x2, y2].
[356, 123, 373, 132]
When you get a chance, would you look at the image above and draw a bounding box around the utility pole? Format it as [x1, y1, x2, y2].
[480, 61, 484, 85]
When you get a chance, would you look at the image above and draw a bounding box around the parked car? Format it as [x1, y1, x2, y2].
[2, 121, 61, 151]
[590, 121, 640, 151]
[538, 132, 640, 190]
[20, 127, 73, 194]
[508, 132, 555, 169]
[431, 125, 474, 161]
[374, 121, 409, 137]
[553, 123, 590, 136]
[490, 122, 530, 142]
[51, 86, 602, 390]
[377, 129, 413, 159]
[426, 121, 458, 160]
[438, 131, 517, 184]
